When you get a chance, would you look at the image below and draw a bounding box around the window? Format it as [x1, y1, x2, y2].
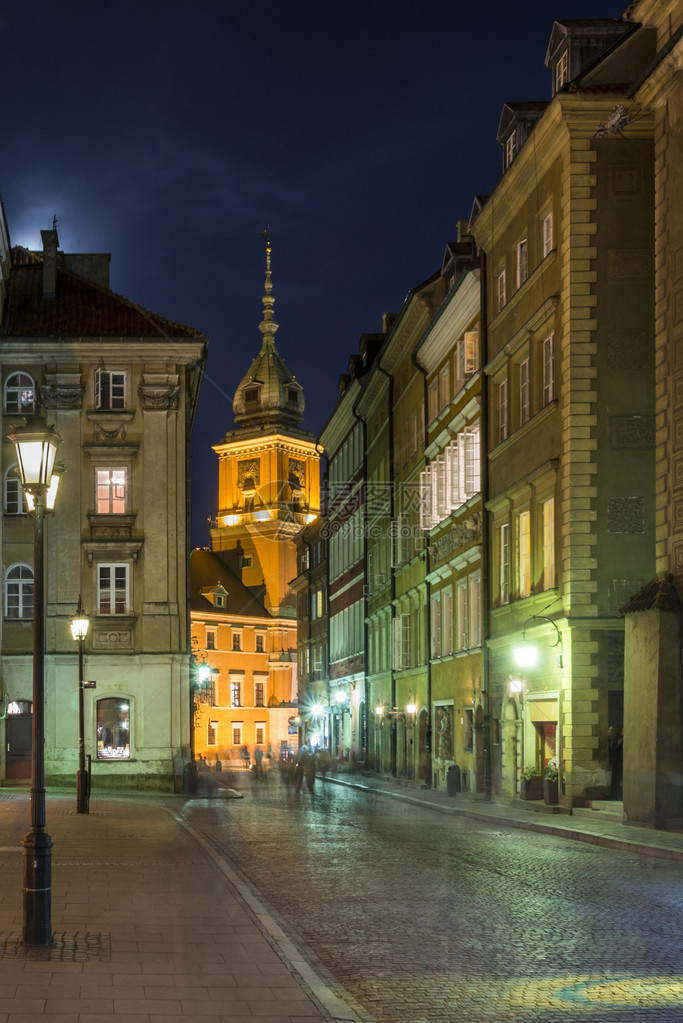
[499, 379, 508, 442]
[543, 498, 556, 590]
[456, 580, 467, 652]
[98, 564, 129, 615]
[468, 573, 482, 648]
[543, 334, 555, 405]
[496, 269, 506, 312]
[393, 612, 411, 669]
[232, 630, 242, 651]
[4, 372, 35, 414]
[97, 698, 130, 759]
[516, 239, 528, 289]
[245, 388, 259, 404]
[255, 633, 265, 653]
[517, 511, 531, 598]
[207, 721, 218, 746]
[555, 50, 569, 92]
[316, 588, 324, 618]
[542, 212, 553, 258]
[5, 564, 33, 619]
[230, 679, 242, 707]
[442, 587, 453, 657]
[96, 468, 127, 514]
[206, 628, 216, 651]
[419, 426, 481, 529]
[95, 369, 126, 410]
[232, 723, 243, 746]
[4, 465, 26, 515]
[520, 358, 530, 425]
[505, 132, 516, 169]
[255, 681, 265, 706]
[255, 722, 266, 745]
[430, 594, 441, 659]
[438, 364, 450, 413]
[500, 523, 510, 605]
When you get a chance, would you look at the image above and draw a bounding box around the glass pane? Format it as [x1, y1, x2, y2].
[97, 697, 130, 759]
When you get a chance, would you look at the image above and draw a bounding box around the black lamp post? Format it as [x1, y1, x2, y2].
[70, 598, 89, 814]
[8, 415, 62, 946]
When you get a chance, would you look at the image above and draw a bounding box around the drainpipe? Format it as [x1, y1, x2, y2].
[377, 362, 397, 777]
[411, 347, 432, 787]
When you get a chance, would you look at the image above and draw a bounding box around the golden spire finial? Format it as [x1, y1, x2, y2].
[258, 225, 278, 343]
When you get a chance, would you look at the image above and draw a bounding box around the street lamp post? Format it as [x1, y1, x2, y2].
[8, 415, 62, 946]
[70, 598, 90, 814]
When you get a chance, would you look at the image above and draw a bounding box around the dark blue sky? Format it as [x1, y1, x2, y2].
[2, 0, 626, 545]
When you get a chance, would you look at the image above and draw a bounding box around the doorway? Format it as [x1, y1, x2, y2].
[5, 700, 32, 780]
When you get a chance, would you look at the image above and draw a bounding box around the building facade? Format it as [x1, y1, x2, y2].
[1, 223, 206, 790]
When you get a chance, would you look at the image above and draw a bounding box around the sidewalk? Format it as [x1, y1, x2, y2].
[321, 771, 683, 862]
[0, 791, 346, 1023]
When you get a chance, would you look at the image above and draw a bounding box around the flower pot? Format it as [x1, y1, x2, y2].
[521, 775, 543, 800]
[543, 778, 559, 805]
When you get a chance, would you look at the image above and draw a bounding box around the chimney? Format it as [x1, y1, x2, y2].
[40, 228, 59, 301]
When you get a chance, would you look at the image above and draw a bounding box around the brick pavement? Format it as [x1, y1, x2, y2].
[0, 791, 349, 1023]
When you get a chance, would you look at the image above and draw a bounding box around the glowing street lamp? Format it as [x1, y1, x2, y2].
[70, 598, 90, 815]
[8, 414, 62, 946]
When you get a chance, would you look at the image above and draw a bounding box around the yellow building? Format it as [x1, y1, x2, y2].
[191, 238, 321, 762]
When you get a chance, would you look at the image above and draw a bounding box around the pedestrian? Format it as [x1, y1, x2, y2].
[254, 746, 264, 778]
[241, 745, 250, 771]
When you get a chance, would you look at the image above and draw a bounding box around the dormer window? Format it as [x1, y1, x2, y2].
[244, 388, 259, 404]
[288, 388, 298, 403]
[555, 49, 569, 92]
[505, 132, 516, 170]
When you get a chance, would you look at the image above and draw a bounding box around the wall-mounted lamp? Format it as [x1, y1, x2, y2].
[513, 615, 563, 669]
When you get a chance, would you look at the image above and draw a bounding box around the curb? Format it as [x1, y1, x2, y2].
[322, 775, 683, 863]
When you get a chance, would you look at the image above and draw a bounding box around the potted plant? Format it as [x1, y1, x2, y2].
[520, 765, 543, 800]
[543, 758, 559, 805]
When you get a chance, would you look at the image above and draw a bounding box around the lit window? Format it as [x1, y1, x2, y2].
[543, 334, 556, 405]
[517, 511, 531, 598]
[96, 468, 127, 514]
[520, 358, 530, 425]
[230, 680, 241, 707]
[5, 564, 33, 619]
[98, 564, 129, 615]
[4, 465, 27, 515]
[543, 498, 556, 590]
[4, 372, 35, 414]
[96, 697, 130, 759]
[95, 369, 126, 410]
[516, 239, 528, 289]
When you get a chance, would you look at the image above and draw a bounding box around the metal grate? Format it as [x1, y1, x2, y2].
[0, 931, 111, 961]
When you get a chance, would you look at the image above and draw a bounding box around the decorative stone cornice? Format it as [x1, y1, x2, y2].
[138, 384, 180, 410]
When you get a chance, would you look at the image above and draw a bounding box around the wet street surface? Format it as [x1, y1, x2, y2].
[178, 775, 683, 1023]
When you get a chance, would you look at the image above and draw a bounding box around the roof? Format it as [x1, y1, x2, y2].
[619, 575, 683, 615]
[189, 547, 270, 618]
[3, 246, 204, 339]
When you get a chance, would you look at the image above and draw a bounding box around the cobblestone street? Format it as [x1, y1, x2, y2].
[181, 776, 683, 1023]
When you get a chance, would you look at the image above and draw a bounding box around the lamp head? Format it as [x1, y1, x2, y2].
[8, 416, 62, 490]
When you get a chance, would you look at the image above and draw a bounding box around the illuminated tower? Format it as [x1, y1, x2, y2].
[210, 235, 321, 617]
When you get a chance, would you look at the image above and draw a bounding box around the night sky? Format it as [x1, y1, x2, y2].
[2, 0, 626, 546]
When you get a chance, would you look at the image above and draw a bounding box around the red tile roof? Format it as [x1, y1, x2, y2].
[620, 575, 683, 614]
[3, 246, 204, 339]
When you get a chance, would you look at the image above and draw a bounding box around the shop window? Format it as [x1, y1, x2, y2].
[97, 697, 131, 759]
[5, 564, 33, 619]
[4, 372, 35, 414]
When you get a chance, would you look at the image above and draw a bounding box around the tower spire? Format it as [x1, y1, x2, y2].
[258, 226, 278, 344]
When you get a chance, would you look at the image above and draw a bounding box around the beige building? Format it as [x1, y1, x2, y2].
[191, 238, 321, 762]
[0, 223, 206, 790]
